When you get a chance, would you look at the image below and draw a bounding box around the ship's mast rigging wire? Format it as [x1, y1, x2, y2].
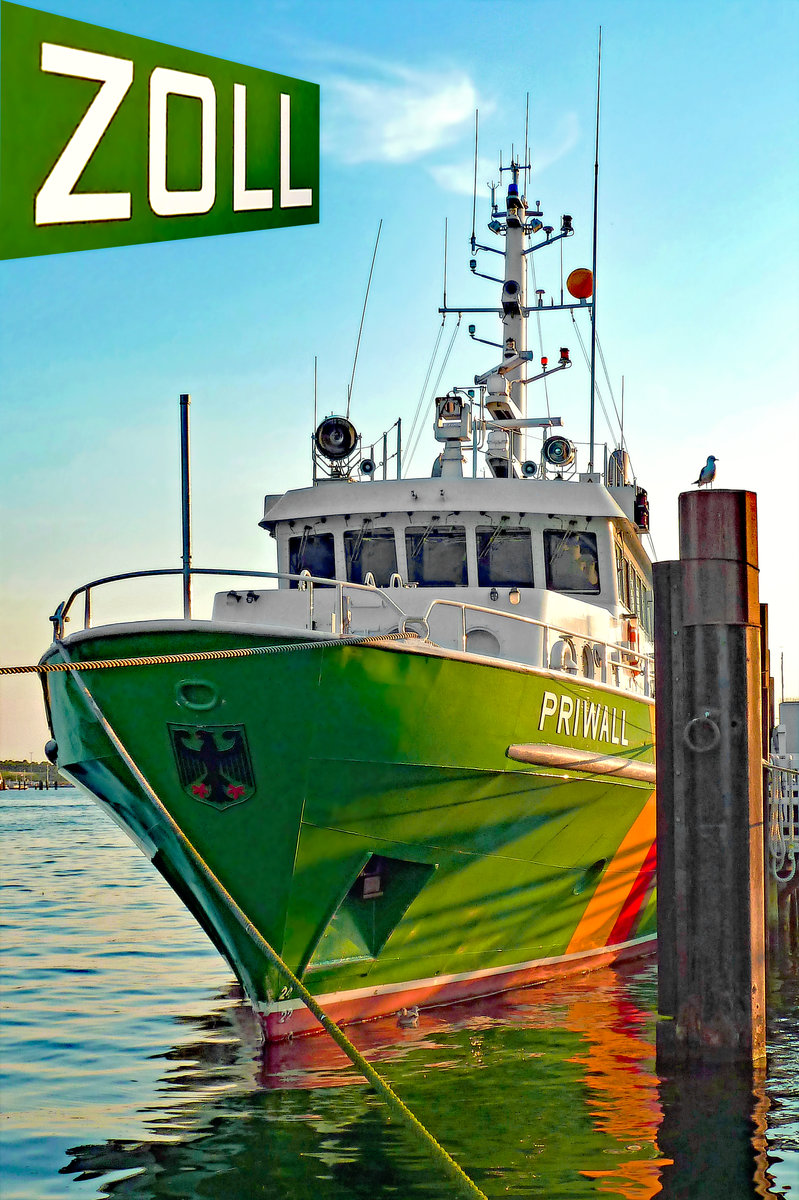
[524, 97, 550, 430]
[597, 336, 625, 441]
[528, 251, 552, 424]
[346, 219, 382, 420]
[524, 93, 530, 192]
[405, 318, 447, 466]
[588, 27, 602, 472]
[568, 315, 659, 559]
[406, 315, 462, 471]
[471, 110, 479, 248]
[570, 312, 619, 452]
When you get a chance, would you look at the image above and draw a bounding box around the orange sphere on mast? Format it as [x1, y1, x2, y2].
[566, 268, 593, 299]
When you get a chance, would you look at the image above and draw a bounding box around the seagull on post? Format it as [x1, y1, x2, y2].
[692, 455, 718, 487]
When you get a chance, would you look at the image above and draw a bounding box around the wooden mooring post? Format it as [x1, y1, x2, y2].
[654, 489, 766, 1066]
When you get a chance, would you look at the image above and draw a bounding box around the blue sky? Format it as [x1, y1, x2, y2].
[1, 0, 798, 756]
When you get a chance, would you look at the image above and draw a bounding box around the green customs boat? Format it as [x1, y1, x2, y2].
[41, 156, 657, 1041]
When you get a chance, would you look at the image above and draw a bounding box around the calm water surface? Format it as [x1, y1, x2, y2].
[1, 788, 797, 1199]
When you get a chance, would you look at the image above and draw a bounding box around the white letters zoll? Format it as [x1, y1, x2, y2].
[232, 84, 272, 211]
[35, 44, 133, 225]
[280, 93, 312, 208]
[149, 67, 216, 216]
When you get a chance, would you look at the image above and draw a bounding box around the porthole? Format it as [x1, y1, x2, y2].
[175, 678, 219, 712]
[466, 628, 502, 658]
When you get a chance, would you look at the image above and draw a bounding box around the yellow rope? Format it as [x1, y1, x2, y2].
[61, 653, 487, 1200]
[0, 631, 411, 677]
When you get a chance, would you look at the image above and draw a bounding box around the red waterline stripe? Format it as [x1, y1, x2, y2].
[606, 839, 658, 946]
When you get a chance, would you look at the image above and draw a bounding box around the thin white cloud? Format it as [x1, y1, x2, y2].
[322, 60, 480, 166]
[529, 113, 580, 173]
[427, 112, 580, 197]
[427, 160, 478, 196]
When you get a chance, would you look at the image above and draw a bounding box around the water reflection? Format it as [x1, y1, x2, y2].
[56, 962, 796, 1199]
[655, 1063, 773, 1200]
[4, 792, 795, 1199]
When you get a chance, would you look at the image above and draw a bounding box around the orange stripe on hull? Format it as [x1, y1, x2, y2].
[565, 793, 657, 956]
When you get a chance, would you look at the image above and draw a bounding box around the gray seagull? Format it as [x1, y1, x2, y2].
[692, 455, 718, 487]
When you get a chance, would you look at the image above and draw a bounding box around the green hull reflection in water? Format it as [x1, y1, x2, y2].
[59, 966, 791, 1199]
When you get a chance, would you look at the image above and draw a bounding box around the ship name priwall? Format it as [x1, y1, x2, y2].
[538, 689, 630, 747]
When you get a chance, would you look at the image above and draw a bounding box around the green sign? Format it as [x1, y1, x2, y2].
[0, 2, 319, 259]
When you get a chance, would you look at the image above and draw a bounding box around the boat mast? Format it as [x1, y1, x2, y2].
[500, 160, 528, 464]
[442, 142, 576, 480]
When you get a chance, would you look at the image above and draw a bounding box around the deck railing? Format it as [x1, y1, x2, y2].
[767, 760, 799, 883]
[50, 566, 653, 696]
[423, 598, 653, 695]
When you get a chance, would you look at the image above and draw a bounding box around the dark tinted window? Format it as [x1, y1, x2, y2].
[476, 525, 533, 587]
[344, 527, 398, 585]
[544, 530, 600, 594]
[405, 525, 467, 587]
[288, 531, 335, 587]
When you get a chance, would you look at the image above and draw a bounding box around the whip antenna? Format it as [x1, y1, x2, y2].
[443, 218, 448, 309]
[471, 110, 479, 249]
[588, 27, 602, 473]
[347, 219, 382, 419]
[620, 373, 624, 450]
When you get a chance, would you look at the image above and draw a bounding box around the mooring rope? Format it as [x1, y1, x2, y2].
[57, 646, 487, 1200]
[0, 631, 413, 677]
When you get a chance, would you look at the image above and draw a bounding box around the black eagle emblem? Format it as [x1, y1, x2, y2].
[168, 724, 255, 809]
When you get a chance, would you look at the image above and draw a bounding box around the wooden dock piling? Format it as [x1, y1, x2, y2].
[654, 489, 766, 1066]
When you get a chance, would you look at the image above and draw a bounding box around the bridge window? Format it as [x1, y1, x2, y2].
[288, 530, 335, 586]
[476, 525, 533, 587]
[544, 530, 600, 594]
[405, 524, 467, 587]
[344, 526, 397, 585]
[616, 540, 652, 634]
[616, 542, 626, 604]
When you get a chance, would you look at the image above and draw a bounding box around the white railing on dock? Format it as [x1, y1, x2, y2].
[767, 760, 799, 883]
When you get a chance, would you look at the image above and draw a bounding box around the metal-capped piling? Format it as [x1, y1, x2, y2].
[654, 490, 766, 1066]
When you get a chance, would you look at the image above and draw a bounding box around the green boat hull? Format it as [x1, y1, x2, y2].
[43, 626, 657, 1039]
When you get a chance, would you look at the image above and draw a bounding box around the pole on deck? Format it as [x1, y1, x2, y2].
[180, 393, 192, 620]
[654, 489, 766, 1066]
